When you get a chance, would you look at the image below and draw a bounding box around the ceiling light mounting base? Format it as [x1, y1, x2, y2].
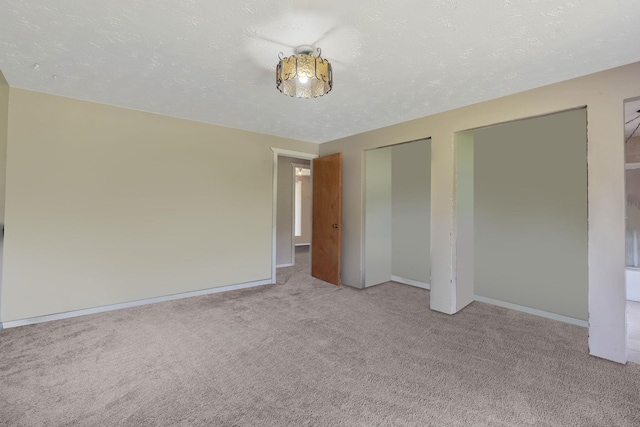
[295, 45, 316, 56]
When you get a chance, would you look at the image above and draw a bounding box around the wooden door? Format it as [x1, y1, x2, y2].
[312, 153, 342, 286]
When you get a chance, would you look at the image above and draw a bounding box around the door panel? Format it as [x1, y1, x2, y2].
[312, 153, 342, 286]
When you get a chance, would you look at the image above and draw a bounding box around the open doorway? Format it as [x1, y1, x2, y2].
[276, 156, 311, 268]
[624, 97, 640, 363]
[271, 149, 318, 283]
[293, 165, 311, 248]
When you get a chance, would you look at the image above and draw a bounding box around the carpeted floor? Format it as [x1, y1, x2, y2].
[1, 247, 640, 426]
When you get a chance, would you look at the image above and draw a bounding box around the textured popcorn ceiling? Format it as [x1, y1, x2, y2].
[1, 0, 639, 143]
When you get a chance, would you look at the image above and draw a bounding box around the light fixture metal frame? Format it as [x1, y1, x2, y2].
[276, 46, 332, 98]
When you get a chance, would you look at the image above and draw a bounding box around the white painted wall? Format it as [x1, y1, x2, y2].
[294, 174, 311, 246]
[454, 132, 474, 311]
[626, 269, 640, 302]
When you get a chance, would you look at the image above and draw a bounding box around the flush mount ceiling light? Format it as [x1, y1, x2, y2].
[276, 45, 332, 98]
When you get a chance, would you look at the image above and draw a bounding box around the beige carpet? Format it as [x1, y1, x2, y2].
[1, 248, 639, 426]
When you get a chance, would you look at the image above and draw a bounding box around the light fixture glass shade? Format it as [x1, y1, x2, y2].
[276, 48, 332, 98]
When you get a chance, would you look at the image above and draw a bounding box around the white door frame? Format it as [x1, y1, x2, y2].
[271, 148, 318, 284]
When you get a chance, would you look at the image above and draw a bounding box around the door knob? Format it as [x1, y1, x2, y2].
[332, 224, 339, 229]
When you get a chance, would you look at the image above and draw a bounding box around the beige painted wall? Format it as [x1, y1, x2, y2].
[320, 62, 640, 362]
[474, 109, 588, 320]
[2, 89, 317, 322]
[391, 140, 431, 284]
[0, 71, 8, 224]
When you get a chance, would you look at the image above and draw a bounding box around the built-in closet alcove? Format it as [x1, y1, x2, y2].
[472, 108, 588, 322]
[363, 109, 589, 326]
[364, 138, 431, 289]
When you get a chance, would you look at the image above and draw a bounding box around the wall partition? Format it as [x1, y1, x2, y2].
[364, 139, 431, 288]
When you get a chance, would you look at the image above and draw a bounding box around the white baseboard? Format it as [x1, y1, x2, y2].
[391, 275, 431, 290]
[1, 279, 272, 330]
[473, 295, 588, 327]
[276, 263, 294, 268]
